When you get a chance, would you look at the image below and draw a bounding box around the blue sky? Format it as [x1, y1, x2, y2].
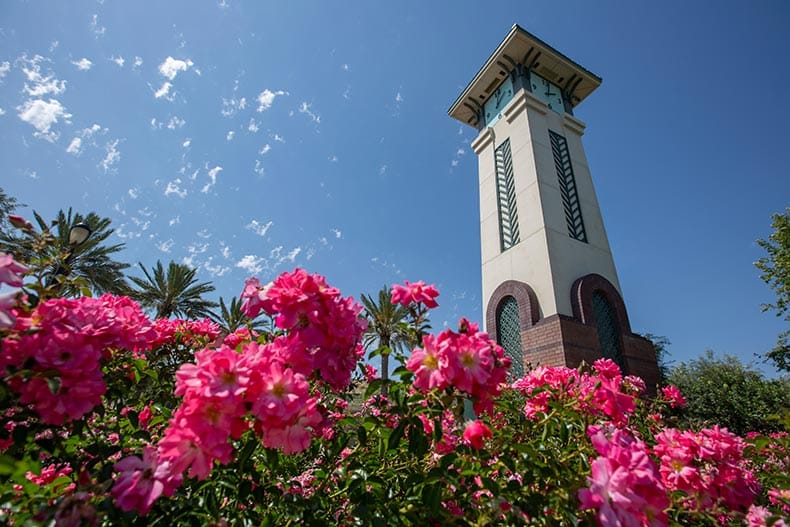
[1, 1, 788, 375]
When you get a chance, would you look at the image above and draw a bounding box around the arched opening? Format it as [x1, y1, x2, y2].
[496, 295, 524, 378]
[591, 290, 626, 372]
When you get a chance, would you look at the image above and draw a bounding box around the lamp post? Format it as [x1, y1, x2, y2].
[47, 222, 93, 288]
[68, 222, 92, 247]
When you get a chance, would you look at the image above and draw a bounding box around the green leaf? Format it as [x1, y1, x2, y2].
[408, 423, 428, 457]
[433, 417, 443, 442]
[46, 375, 62, 395]
[421, 485, 441, 513]
[0, 454, 18, 475]
[387, 421, 406, 450]
[365, 379, 387, 398]
[126, 410, 139, 429]
[237, 438, 258, 469]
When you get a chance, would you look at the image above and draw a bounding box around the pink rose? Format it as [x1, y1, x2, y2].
[463, 420, 492, 450]
[390, 280, 440, 308]
[0, 253, 27, 288]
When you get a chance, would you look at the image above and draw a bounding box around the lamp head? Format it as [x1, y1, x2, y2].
[69, 223, 92, 246]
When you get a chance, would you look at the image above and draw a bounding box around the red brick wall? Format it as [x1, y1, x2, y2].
[486, 275, 661, 394]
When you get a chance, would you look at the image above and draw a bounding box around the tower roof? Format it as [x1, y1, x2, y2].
[448, 24, 602, 127]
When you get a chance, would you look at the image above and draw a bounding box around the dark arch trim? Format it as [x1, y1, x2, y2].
[570, 273, 632, 334]
[485, 280, 541, 337]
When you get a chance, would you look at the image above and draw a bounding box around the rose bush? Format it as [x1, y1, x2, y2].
[0, 257, 788, 526]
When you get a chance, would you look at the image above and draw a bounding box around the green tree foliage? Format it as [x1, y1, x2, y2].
[215, 295, 270, 334]
[642, 333, 672, 384]
[755, 208, 790, 372]
[128, 260, 218, 319]
[667, 350, 790, 435]
[0, 208, 129, 297]
[0, 187, 22, 232]
[361, 286, 410, 380]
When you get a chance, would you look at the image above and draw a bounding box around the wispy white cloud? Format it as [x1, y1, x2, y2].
[226, 131, 234, 141]
[72, 58, 93, 71]
[204, 257, 230, 277]
[256, 89, 287, 112]
[132, 56, 143, 70]
[100, 139, 121, 173]
[169, 215, 181, 226]
[236, 255, 265, 275]
[370, 256, 403, 277]
[328, 154, 338, 163]
[246, 219, 272, 237]
[273, 133, 285, 143]
[66, 137, 82, 155]
[157, 239, 174, 253]
[159, 56, 194, 80]
[247, 118, 259, 133]
[167, 116, 185, 129]
[253, 159, 264, 177]
[196, 229, 211, 239]
[449, 137, 469, 170]
[395, 91, 403, 103]
[128, 187, 139, 199]
[182, 138, 191, 148]
[298, 101, 321, 123]
[201, 165, 223, 193]
[111, 56, 125, 67]
[187, 242, 209, 255]
[90, 14, 106, 37]
[220, 244, 232, 259]
[154, 81, 172, 99]
[378, 164, 388, 176]
[65, 124, 105, 154]
[0, 108, 7, 116]
[17, 98, 71, 142]
[221, 96, 246, 117]
[259, 144, 271, 155]
[342, 64, 349, 71]
[235, 243, 302, 277]
[18, 55, 66, 96]
[164, 179, 187, 198]
[331, 228, 342, 239]
[0, 62, 9, 79]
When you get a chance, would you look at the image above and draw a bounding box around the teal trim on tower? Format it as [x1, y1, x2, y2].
[494, 139, 520, 252]
[549, 130, 587, 243]
[496, 295, 524, 379]
[592, 291, 626, 371]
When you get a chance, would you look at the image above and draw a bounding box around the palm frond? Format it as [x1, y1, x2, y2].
[129, 260, 218, 320]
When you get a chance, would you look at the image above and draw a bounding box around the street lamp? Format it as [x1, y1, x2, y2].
[46, 223, 93, 288]
[68, 222, 92, 247]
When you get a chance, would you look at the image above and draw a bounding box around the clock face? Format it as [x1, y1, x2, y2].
[530, 73, 564, 114]
[483, 75, 514, 126]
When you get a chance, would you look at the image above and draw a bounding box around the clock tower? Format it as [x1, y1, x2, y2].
[449, 25, 659, 387]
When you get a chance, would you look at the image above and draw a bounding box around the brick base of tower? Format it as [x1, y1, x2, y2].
[512, 314, 660, 392]
[485, 275, 661, 394]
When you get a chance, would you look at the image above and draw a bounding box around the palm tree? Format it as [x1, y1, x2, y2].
[214, 295, 270, 334]
[360, 286, 410, 381]
[129, 260, 218, 319]
[0, 187, 22, 233]
[0, 208, 129, 296]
